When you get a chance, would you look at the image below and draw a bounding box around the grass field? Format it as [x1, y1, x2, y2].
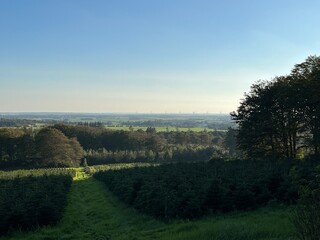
[0, 168, 297, 240]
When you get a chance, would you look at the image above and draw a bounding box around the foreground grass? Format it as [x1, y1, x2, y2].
[1, 170, 297, 240]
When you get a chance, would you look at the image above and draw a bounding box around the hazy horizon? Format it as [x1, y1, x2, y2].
[1, 1, 320, 113]
[0, 111, 230, 115]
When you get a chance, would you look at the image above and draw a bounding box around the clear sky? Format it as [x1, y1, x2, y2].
[1, 0, 320, 113]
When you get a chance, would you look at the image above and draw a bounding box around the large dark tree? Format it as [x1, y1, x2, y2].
[231, 80, 283, 158]
[291, 56, 320, 155]
[232, 56, 320, 159]
[35, 128, 84, 167]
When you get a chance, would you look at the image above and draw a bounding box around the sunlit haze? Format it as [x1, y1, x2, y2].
[1, 0, 320, 113]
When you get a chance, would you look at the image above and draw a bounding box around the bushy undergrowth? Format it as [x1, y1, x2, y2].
[94, 160, 300, 219]
[292, 160, 320, 240]
[0, 169, 74, 235]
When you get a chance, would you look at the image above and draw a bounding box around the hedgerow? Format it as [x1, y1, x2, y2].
[94, 160, 300, 219]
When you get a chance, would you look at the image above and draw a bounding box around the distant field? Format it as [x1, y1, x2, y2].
[0, 113, 234, 131]
[105, 126, 224, 132]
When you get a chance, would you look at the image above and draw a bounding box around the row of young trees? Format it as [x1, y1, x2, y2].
[232, 56, 320, 159]
[86, 146, 219, 165]
[0, 169, 75, 235]
[94, 160, 301, 219]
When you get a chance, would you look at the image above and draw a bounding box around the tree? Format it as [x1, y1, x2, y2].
[224, 127, 238, 157]
[231, 80, 281, 158]
[36, 128, 84, 167]
[146, 127, 156, 135]
[69, 137, 85, 166]
[0, 128, 32, 167]
[291, 56, 320, 156]
[232, 56, 320, 159]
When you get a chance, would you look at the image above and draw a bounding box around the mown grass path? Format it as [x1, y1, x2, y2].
[1, 169, 297, 240]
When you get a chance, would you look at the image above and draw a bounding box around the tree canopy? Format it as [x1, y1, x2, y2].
[0, 127, 84, 168]
[36, 128, 84, 167]
[232, 56, 320, 159]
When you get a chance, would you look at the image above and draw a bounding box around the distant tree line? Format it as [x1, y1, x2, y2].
[232, 56, 320, 159]
[51, 124, 225, 165]
[0, 118, 64, 127]
[52, 124, 224, 150]
[0, 118, 37, 127]
[119, 119, 233, 130]
[0, 123, 225, 168]
[76, 121, 105, 128]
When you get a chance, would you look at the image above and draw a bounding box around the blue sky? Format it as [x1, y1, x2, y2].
[1, 0, 320, 113]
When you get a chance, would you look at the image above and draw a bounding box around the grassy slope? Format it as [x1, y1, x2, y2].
[1, 170, 297, 240]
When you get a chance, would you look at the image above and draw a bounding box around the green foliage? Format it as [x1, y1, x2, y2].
[294, 189, 320, 240]
[36, 128, 84, 167]
[0, 127, 84, 169]
[0, 168, 74, 235]
[94, 160, 300, 219]
[0, 128, 35, 168]
[0, 123, 225, 169]
[232, 56, 320, 159]
[49, 123, 225, 165]
[292, 159, 320, 240]
[85, 146, 220, 165]
[87, 162, 159, 174]
[0, 168, 76, 179]
[0, 169, 296, 240]
[224, 127, 239, 157]
[52, 124, 224, 152]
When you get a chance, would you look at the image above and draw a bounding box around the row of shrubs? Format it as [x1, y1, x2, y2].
[86, 146, 219, 165]
[0, 168, 76, 179]
[0, 169, 75, 235]
[94, 159, 303, 219]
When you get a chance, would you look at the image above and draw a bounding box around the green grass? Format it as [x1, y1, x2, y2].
[157, 209, 296, 240]
[0, 169, 297, 240]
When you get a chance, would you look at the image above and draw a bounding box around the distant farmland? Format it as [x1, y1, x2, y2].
[104, 125, 226, 132]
